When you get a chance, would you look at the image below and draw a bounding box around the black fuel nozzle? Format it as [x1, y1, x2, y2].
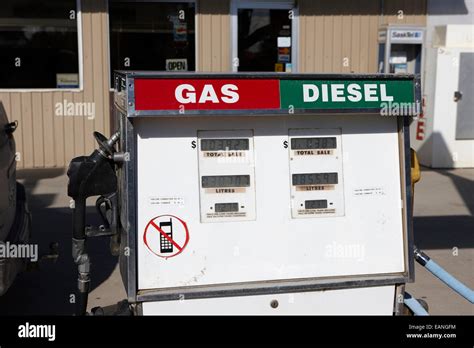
[67, 131, 120, 316]
[91, 131, 120, 161]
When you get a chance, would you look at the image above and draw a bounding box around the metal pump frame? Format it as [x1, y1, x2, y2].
[112, 72, 420, 309]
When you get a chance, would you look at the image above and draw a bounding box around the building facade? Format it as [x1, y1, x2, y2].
[0, 0, 427, 169]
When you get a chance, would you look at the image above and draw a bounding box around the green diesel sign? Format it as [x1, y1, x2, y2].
[280, 79, 415, 109]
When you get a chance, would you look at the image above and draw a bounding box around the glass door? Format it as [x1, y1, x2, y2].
[231, 1, 297, 72]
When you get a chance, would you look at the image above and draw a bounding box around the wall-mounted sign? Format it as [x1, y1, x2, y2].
[378, 30, 387, 42]
[278, 47, 291, 63]
[56, 74, 79, 88]
[166, 59, 188, 71]
[277, 36, 291, 48]
[390, 29, 424, 43]
[389, 56, 407, 64]
[170, 17, 187, 42]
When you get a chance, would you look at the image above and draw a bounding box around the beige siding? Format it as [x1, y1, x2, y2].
[197, 0, 231, 72]
[42, 93, 55, 167]
[0, 0, 110, 169]
[299, 0, 427, 73]
[381, 0, 427, 25]
[196, 0, 427, 74]
[0, 0, 426, 169]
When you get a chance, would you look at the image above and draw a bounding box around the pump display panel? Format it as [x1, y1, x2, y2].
[289, 128, 345, 218]
[201, 175, 250, 188]
[291, 137, 337, 150]
[200, 139, 249, 151]
[197, 130, 256, 223]
[292, 173, 339, 186]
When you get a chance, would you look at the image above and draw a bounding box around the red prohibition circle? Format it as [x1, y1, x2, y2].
[143, 214, 190, 259]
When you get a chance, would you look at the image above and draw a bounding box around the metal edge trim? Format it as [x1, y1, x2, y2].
[393, 283, 405, 315]
[404, 117, 415, 282]
[114, 71, 417, 80]
[127, 77, 136, 116]
[129, 110, 417, 117]
[123, 82, 139, 302]
[136, 274, 408, 302]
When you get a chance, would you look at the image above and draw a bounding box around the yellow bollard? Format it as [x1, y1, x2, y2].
[410, 149, 421, 212]
[411, 149, 421, 185]
[411, 149, 421, 209]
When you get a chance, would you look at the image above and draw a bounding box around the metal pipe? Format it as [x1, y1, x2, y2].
[72, 197, 86, 240]
[414, 248, 474, 304]
[404, 292, 429, 316]
[77, 271, 90, 315]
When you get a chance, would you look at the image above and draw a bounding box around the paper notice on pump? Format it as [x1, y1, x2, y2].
[148, 196, 185, 207]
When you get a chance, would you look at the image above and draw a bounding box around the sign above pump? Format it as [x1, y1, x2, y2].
[135, 79, 280, 110]
[132, 76, 417, 113]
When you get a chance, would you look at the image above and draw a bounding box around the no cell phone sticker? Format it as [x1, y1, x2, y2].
[143, 215, 189, 259]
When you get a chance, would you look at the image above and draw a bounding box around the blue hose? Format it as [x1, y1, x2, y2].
[424, 259, 474, 303]
[404, 292, 429, 316]
[414, 248, 474, 304]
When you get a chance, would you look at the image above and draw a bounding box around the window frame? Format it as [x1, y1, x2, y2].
[107, 0, 198, 90]
[0, 0, 84, 92]
[230, 0, 299, 73]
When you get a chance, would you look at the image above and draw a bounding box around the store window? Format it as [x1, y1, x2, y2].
[0, 0, 80, 89]
[232, 1, 297, 72]
[109, 0, 195, 84]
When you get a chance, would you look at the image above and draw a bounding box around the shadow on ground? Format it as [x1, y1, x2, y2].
[414, 215, 474, 250]
[414, 167, 474, 250]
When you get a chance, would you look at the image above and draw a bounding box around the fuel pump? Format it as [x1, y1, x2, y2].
[67, 73, 473, 315]
[67, 131, 121, 315]
[106, 72, 422, 315]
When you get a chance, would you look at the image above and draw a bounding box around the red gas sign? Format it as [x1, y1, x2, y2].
[134, 79, 281, 111]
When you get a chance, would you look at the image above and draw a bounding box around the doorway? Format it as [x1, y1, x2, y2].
[231, 0, 298, 72]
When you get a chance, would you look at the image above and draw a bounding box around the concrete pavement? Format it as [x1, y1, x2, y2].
[406, 168, 473, 315]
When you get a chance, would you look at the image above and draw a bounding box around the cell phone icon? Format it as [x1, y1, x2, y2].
[159, 219, 173, 253]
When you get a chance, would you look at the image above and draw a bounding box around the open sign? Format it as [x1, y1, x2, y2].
[166, 59, 188, 71]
